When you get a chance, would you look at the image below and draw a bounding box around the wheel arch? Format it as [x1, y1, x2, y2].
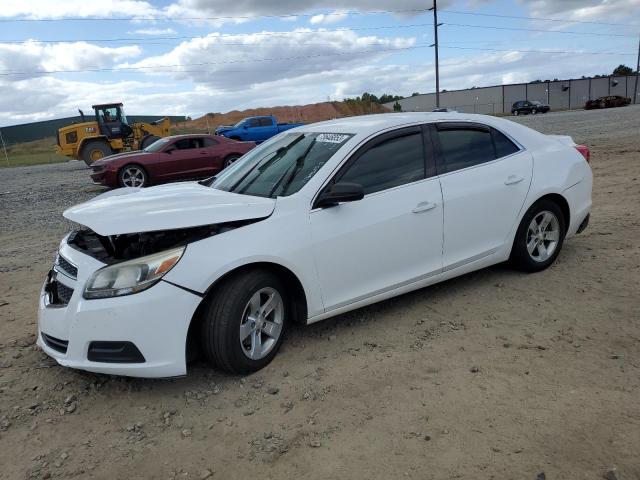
[185, 261, 309, 362]
[535, 193, 570, 232]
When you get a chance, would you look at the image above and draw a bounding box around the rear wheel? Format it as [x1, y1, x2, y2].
[81, 140, 112, 166]
[511, 199, 566, 272]
[223, 154, 241, 168]
[513, 110, 519, 116]
[118, 164, 148, 188]
[201, 270, 288, 374]
[532, 108, 538, 114]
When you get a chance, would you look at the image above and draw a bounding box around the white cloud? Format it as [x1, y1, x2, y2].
[0, 0, 158, 19]
[0, 42, 142, 79]
[520, 0, 640, 22]
[119, 29, 416, 89]
[128, 28, 177, 35]
[309, 10, 349, 25]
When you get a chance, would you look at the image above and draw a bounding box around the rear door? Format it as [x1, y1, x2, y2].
[310, 126, 444, 312]
[433, 122, 532, 270]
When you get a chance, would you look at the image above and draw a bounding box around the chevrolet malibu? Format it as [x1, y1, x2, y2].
[38, 113, 592, 377]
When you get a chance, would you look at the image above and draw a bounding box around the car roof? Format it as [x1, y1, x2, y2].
[162, 134, 216, 141]
[292, 112, 547, 150]
[296, 112, 508, 135]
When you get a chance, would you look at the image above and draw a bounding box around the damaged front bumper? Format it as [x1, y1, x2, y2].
[37, 237, 202, 378]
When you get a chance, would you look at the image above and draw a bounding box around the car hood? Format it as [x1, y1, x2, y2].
[92, 150, 148, 166]
[63, 182, 276, 235]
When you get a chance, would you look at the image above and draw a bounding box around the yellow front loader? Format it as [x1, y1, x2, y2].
[56, 103, 171, 166]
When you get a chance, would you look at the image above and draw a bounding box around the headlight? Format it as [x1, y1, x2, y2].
[83, 246, 185, 299]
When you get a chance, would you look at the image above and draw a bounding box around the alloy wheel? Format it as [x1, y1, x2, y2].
[526, 211, 560, 262]
[121, 166, 145, 187]
[239, 287, 284, 360]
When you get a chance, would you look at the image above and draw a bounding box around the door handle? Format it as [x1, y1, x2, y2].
[412, 201, 437, 213]
[504, 175, 524, 185]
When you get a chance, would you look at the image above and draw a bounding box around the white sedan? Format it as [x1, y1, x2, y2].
[38, 113, 592, 377]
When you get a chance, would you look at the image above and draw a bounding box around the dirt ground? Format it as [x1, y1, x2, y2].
[1, 106, 639, 480]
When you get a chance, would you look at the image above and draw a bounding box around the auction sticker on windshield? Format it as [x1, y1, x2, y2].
[316, 133, 351, 143]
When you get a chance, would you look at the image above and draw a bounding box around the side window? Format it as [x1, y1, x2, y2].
[436, 127, 495, 173]
[249, 118, 261, 127]
[174, 139, 194, 150]
[203, 137, 218, 147]
[338, 131, 425, 195]
[492, 128, 519, 158]
[259, 118, 273, 127]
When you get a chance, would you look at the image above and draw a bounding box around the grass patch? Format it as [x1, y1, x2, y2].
[1, 137, 68, 167]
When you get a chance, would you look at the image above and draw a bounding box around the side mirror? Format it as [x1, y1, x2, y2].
[243, 124, 249, 129]
[315, 182, 364, 209]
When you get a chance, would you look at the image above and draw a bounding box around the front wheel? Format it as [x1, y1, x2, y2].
[513, 110, 519, 116]
[201, 270, 288, 374]
[511, 199, 566, 272]
[119, 164, 148, 188]
[532, 108, 538, 114]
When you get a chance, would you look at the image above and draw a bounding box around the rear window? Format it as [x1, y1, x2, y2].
[492, 129, 520, 158]
[437, 128, 495, 172]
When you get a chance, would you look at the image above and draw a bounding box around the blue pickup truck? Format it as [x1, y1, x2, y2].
[215, 115, 304, 143]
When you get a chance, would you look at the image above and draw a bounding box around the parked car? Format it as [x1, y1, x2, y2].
[511, 100, 550, 115]
[38, 113, 592, 378]
[89, 134, 255, 188]
[584, 95, 631, 110]
[215, 115, 304, 143]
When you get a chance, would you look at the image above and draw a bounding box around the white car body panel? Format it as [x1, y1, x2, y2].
[38, 112, 592, 377]
[63, 182, 276, 235]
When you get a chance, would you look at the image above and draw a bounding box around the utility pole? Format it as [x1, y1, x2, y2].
[430, 0, 441, 108]
[634, 35, 640, 104]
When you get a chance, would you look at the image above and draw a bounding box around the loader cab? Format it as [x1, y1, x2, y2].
[93, 103, 133, 139]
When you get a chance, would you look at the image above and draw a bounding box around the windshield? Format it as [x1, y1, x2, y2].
[143, 137, 171, 152]
[233, 120, 245, 128]
[211, 132, 353, 198]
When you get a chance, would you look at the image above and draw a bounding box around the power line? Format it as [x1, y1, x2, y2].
[440, 9, 640, 28]
[443, 22, 637, 38]
[1, 45, 636, 77]
[0, 23, 434, 44]
[0, 43, 433, 76]
[1, 7, 639, 28]
[2, 21, 635, 46]
[0, 8, 432, 23]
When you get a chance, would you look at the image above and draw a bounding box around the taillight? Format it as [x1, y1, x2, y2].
[575, 144, 590, 163]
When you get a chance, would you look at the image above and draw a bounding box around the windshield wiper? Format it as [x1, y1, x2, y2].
[273, 139, 316, 197]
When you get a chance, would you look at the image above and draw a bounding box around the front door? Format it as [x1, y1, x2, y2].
[310, 126, 444, 312]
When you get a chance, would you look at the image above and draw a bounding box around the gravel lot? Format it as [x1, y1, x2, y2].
[1, 106, 639, 480]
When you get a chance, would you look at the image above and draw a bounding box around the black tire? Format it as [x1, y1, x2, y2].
[513, 110, 519, 116]
[201, 269, 288, 374]
[140, 135, 160, 149]
[532, 108, 538, 114]
[81, 140, 112, 166]
[223, 154, 241, 168]
[118, 164, 148, 188]
[511, 199, 566, 272]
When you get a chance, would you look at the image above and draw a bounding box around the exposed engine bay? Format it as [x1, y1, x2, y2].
[68, 220, 255, 263]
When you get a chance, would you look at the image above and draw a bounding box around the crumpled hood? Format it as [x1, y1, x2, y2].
[63, 182, 276, 235]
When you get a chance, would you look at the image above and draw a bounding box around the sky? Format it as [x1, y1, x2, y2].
[0, 0, 638, 126]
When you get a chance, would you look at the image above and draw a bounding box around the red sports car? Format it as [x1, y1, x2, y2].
[90, 134, 256, 188]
